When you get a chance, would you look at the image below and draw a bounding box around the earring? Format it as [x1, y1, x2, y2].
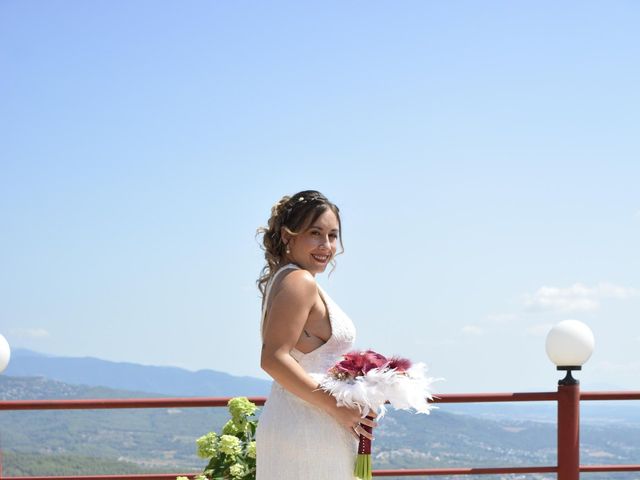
[285, 245, 291, 254]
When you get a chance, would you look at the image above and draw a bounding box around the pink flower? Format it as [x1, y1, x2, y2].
[330, 350, 389, 378]
[361, 350, 389, 373]
[386, 356, 412, 372]
[332, 354, 364, 378]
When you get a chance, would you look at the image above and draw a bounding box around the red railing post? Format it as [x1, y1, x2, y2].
[557, 379, 580, 480]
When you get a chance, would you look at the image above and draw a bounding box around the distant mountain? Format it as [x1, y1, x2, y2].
[7, 349, 640, 425]
[5, 348, 271, 397]
[444, 400, 640, 426]
[0, 374, 176, 400]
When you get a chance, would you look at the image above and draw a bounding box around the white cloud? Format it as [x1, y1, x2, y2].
[10, 328, 50, 338]
[525, 323, 554, 337]
[524, 282, 639, 313]
[461, 325, 483, 336]
[597, 282, 638, 299]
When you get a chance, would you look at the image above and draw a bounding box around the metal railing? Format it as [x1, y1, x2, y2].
[1, 382, 640, 479]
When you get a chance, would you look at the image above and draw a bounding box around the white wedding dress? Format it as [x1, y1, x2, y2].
[256, 263, 358, 479]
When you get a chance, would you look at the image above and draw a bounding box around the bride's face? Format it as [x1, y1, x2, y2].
[284, 209, 339, 276]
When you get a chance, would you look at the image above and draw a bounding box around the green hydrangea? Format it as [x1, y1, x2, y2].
[247, 440, 256, 459]
[228, 396, 257, 419]
[229, 463, 245, 479]
[196, 432, 219, 459]
[219, 434, 242, 456]
[186, 397, 258, 480]
[222, 418, 246, 436]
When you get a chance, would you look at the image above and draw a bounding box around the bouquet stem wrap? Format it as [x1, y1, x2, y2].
[355, 423, 373, 480]
[358, 423, 373, 455]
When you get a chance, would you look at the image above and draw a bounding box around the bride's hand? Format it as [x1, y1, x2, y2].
[331, 404, 378, 440]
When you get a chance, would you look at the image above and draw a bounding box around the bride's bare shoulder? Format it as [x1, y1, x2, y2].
[271, 268, 316, 302]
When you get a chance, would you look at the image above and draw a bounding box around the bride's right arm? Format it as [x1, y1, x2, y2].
[260, 269, 337, 413]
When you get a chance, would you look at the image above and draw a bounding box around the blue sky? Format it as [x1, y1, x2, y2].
[1, 1, 639, 393]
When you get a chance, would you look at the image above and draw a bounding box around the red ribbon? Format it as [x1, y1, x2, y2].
[358, 423, 373, 455]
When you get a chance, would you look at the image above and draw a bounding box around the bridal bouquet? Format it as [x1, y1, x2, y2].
[317, 350, 437, 480]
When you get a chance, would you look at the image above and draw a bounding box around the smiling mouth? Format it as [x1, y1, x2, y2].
[311, 254, 330, 263]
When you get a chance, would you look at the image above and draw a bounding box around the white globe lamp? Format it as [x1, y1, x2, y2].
[0, 333, 10, 374]
[545, 320, 594, 385]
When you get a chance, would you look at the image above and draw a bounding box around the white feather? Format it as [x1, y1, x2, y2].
[317, 362, 442, 419]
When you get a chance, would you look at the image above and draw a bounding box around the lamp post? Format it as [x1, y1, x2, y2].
[0, 333, 10, 478]
[546, 320, 595, 480]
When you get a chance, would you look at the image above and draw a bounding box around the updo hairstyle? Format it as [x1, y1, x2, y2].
[256, 190, 343, 297]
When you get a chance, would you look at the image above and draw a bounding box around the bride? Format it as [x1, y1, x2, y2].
[255, 190, 377, 479]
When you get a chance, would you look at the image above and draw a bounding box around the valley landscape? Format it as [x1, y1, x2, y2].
[2, 350, 640, 480]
